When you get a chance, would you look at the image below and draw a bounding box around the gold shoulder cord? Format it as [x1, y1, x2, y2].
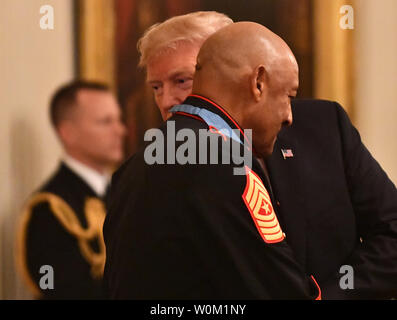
[15, 192, 106, 297]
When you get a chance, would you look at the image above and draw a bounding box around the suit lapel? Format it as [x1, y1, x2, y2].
[265, 130, 307, 270]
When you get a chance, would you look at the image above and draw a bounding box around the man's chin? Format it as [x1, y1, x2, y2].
[256, 136, 277, 157]
[106, 152, 124, 165]
[253, 146, 272, 159]
[267, 136, 279, 155]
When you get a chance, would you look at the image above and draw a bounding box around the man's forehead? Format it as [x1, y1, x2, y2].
[146, 44, 200, 82]
[283, 72, 299, 94]
[269, 55, 299, 87]
[76, 90, 118, 111]
[290, 63, 299, 90]
[76, 90, 118, 113]
[77, 89, 111, 101]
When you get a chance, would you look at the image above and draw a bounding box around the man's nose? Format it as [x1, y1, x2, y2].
[283, 105, 293, 127]
[158, 86, 184, 118]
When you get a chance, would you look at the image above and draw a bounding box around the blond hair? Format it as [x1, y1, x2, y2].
[137, 11, 233, 67]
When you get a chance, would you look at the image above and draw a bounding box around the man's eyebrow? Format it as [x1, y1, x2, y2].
[291, 85, 298, 94]
[169, 70, 194, 79]
[147, 70, 194, 84]
[147, 67, 195, 84]
[147, 79, 161, 85]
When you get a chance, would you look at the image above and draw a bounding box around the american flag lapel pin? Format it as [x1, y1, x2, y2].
[281, 148, 294, 159]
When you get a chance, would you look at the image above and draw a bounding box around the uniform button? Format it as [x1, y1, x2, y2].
[276, 201, 281, 207]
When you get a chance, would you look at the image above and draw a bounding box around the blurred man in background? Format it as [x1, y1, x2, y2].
[124, 11, 397, 299]
[17, 81, 126, 299]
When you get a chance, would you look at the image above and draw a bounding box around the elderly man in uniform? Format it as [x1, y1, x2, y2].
[17, 81, 126, 299]
[104, 21, 323, 299]
[107, 11, 397, 299]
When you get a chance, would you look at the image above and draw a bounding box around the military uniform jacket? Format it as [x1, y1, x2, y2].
[17, 163, 106, 299]
[103, 95, 321, 299]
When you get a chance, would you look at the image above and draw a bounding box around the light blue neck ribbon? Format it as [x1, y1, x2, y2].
[170, 104, 243, 145]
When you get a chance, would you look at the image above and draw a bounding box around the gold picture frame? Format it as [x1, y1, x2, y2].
[313, 0, 355, 118]
[75, 0, 116, 90]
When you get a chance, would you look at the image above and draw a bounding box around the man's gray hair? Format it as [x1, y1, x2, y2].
[137, 11, 233, 68]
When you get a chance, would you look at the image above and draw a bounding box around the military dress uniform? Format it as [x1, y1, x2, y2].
[17, 158, 108, 299]
[103, 95, 321, 299]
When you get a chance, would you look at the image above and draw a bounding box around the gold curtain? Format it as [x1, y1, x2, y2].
[313, 0, 355, 118]
[76, 0, 116, 90]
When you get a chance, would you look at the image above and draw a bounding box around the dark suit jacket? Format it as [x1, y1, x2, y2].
[266, 98, 397, 299]
[21, 163, 106, 299]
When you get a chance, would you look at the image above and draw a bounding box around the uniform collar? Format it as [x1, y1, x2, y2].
[63, 154, 110, 197]
[172, 94, 252, 148]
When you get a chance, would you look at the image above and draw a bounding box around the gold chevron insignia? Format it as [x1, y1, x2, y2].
[242, 166, 285, 244]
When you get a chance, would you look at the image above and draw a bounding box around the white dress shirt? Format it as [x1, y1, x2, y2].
[63, 154, 110, 197]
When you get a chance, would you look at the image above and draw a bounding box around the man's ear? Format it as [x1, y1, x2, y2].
[251, 65, 268, 102]
[57, 121, 76, 147]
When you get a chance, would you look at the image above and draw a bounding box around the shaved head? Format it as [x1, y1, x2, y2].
[194, 21, 298, 106]
[193, 22, 299, 158]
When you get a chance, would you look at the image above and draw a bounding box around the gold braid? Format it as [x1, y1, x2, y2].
[16, 192, 106, 297]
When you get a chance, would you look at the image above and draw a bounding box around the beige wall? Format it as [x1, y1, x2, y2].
[0, 0, 74, 298]
[314, 0, 397, 185]
[354, 0, 397, 184]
